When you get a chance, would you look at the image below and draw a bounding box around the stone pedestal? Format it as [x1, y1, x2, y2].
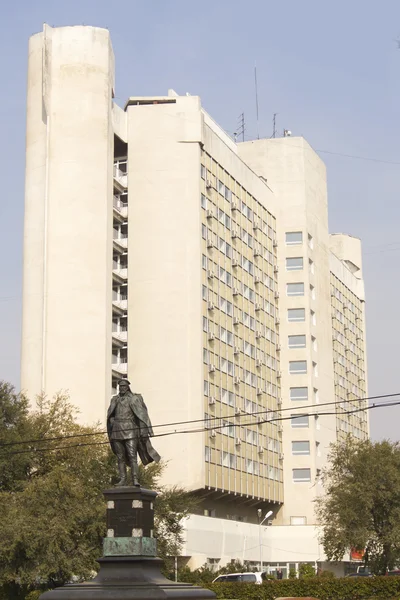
[40, 487, 215, 600]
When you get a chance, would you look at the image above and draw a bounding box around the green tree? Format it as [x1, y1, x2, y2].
[316, 436, 400, 574]
[0, 384, 198, 594]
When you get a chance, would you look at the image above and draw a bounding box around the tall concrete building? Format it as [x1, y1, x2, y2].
[21, 25, 368, 576]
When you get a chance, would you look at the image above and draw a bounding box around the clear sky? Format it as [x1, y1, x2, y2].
[0, 0, 399, 440]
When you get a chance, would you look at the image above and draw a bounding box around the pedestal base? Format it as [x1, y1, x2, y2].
[40, 556, 215, 600]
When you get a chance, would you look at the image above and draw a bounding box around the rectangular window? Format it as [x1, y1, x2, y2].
[309, 259, 314, 274]
[292, 441, 310, 455]
[289, 361, 307, 374]
[202, 254, 207, 269]
[287, 283, 304, 296]
[285, 231, 303, 245]
[204, 380, 209, 396]
[310, 285, 315, 300]
[203, 317, 208, 332]
[290, 387, 308, 401]
[291, 414, 309, 428]
[308, 234, 314, 249]
[286, 257, 304, 271]
[293, 468, 311, 482]
[288, 335, 306, 349]
[201, 193, 207, 209]
[205, 446, 211, 462]
[311, 310, 316, 326]
[291, 516, 307, 525]
[201, 164, 206, 179]
[288, 308, 305, 322]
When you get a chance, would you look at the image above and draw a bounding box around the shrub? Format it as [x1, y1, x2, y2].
[207, 575, 400, 600]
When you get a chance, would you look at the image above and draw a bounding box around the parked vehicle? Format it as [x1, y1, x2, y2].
[386, 570, 400, 576]
[212, 572, 263, 584]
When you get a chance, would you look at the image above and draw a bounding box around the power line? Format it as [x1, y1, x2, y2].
[0, 391, 395, 451]
[0, 398, 397, 459]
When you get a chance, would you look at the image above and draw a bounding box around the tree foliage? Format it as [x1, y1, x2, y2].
[316, 435, 400, 574]
[0, 383, 197, 594]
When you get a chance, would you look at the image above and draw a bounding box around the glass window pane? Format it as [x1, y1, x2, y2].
[285, 231, 303, 245]
[291, 414, 309, 428]
[292, 441, 310, 455]
[288, 335, 306, 349]
[290, 387, 308, 401]
[293, 468, 311, 482]
[286, 257, 304, 271]
[288, 308, 305, 322]
[289, 361, 307, 374]
[287, 282, 304, 296]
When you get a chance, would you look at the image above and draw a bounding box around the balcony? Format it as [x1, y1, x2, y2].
[112, 329, 128, 344]
[113, 236, 128, 252]
[113, 165, 128, 190]
[113, 260, 128, 281]
[112, 292, 128, 311]
[113, 195, 128, 218]
[112, 360, 128, 375]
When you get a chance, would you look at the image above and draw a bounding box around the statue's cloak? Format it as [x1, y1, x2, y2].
[107, 392, 161, 466]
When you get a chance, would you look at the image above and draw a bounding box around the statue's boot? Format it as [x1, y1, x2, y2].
[116, 461, 128, 487]
[130, 457, 140, 486]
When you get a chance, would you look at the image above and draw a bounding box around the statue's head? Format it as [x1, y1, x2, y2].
[118, 379, 130, 395]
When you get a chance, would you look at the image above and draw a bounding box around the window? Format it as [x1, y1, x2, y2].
[201, 164, 206, 179]
[289, 361, 307, 374]
[286, 257, 303, 271]
[285, 231, 303, 245]
[312, 361, 318, 377]
[288, 335, 306, 349]
[309, 259, 314, 274]
[291, 414, 309, 428]
[290, 387, 308, 401]
[287, 283, 304, 296]
[293, 468, 311, 482]
[313, 388, 319, 403]
[292, 441, 310, 455]
[290, 516, 307, 525]
[203, 317, 208, 332]
[312, 336, 317, 352]
[288, 308, 305, 322]
[204, 380, 209, 396]
[202, 254, 207, 269]
[308, 234, 314, 249]
[310, 285, 316, 300]
[205, 446, 211, 462]
[201, 193, 207, 209]
[311, 310, 316, 326]
[202, 224, 207, 239]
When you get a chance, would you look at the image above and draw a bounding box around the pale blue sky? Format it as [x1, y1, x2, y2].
[1, 0, 399, 439]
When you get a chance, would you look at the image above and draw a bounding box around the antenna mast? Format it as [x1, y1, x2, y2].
[272, 113, 278, 138]
[254, 64, 260, 139]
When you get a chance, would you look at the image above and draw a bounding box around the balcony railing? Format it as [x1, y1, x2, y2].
[113, 195, 128, 217]
[113, 166, 128, 188]
[112, 362, 128, 374]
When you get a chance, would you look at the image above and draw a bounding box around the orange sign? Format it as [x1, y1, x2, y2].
[350, 548, 365, 561]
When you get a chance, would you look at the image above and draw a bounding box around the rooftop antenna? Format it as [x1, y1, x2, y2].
[254, 63, 260, 139]
[235, 112, 245, 142]
[272, 113, 278, 138]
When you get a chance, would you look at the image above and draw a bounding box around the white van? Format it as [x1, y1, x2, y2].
[212, 572, 263, 584]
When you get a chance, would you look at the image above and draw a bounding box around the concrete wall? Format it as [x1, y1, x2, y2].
[21, 25, 114, 423]
[125, 96, 205, 490]
[182, 513, 326, 567]
[238, 138, 337, 525]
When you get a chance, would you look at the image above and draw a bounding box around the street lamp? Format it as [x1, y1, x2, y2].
[258, 509, 273, 573]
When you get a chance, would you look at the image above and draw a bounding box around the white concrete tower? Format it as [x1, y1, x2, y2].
[21, 25, 115, 423]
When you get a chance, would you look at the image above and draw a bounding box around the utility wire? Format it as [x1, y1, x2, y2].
[0, 398, 396, 458]
[0, 391, 394, 450]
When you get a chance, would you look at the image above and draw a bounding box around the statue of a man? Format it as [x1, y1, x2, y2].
[107, 379, 161, 486]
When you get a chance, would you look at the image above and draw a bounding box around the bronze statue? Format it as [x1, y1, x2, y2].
[107, 379, 161, 486]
